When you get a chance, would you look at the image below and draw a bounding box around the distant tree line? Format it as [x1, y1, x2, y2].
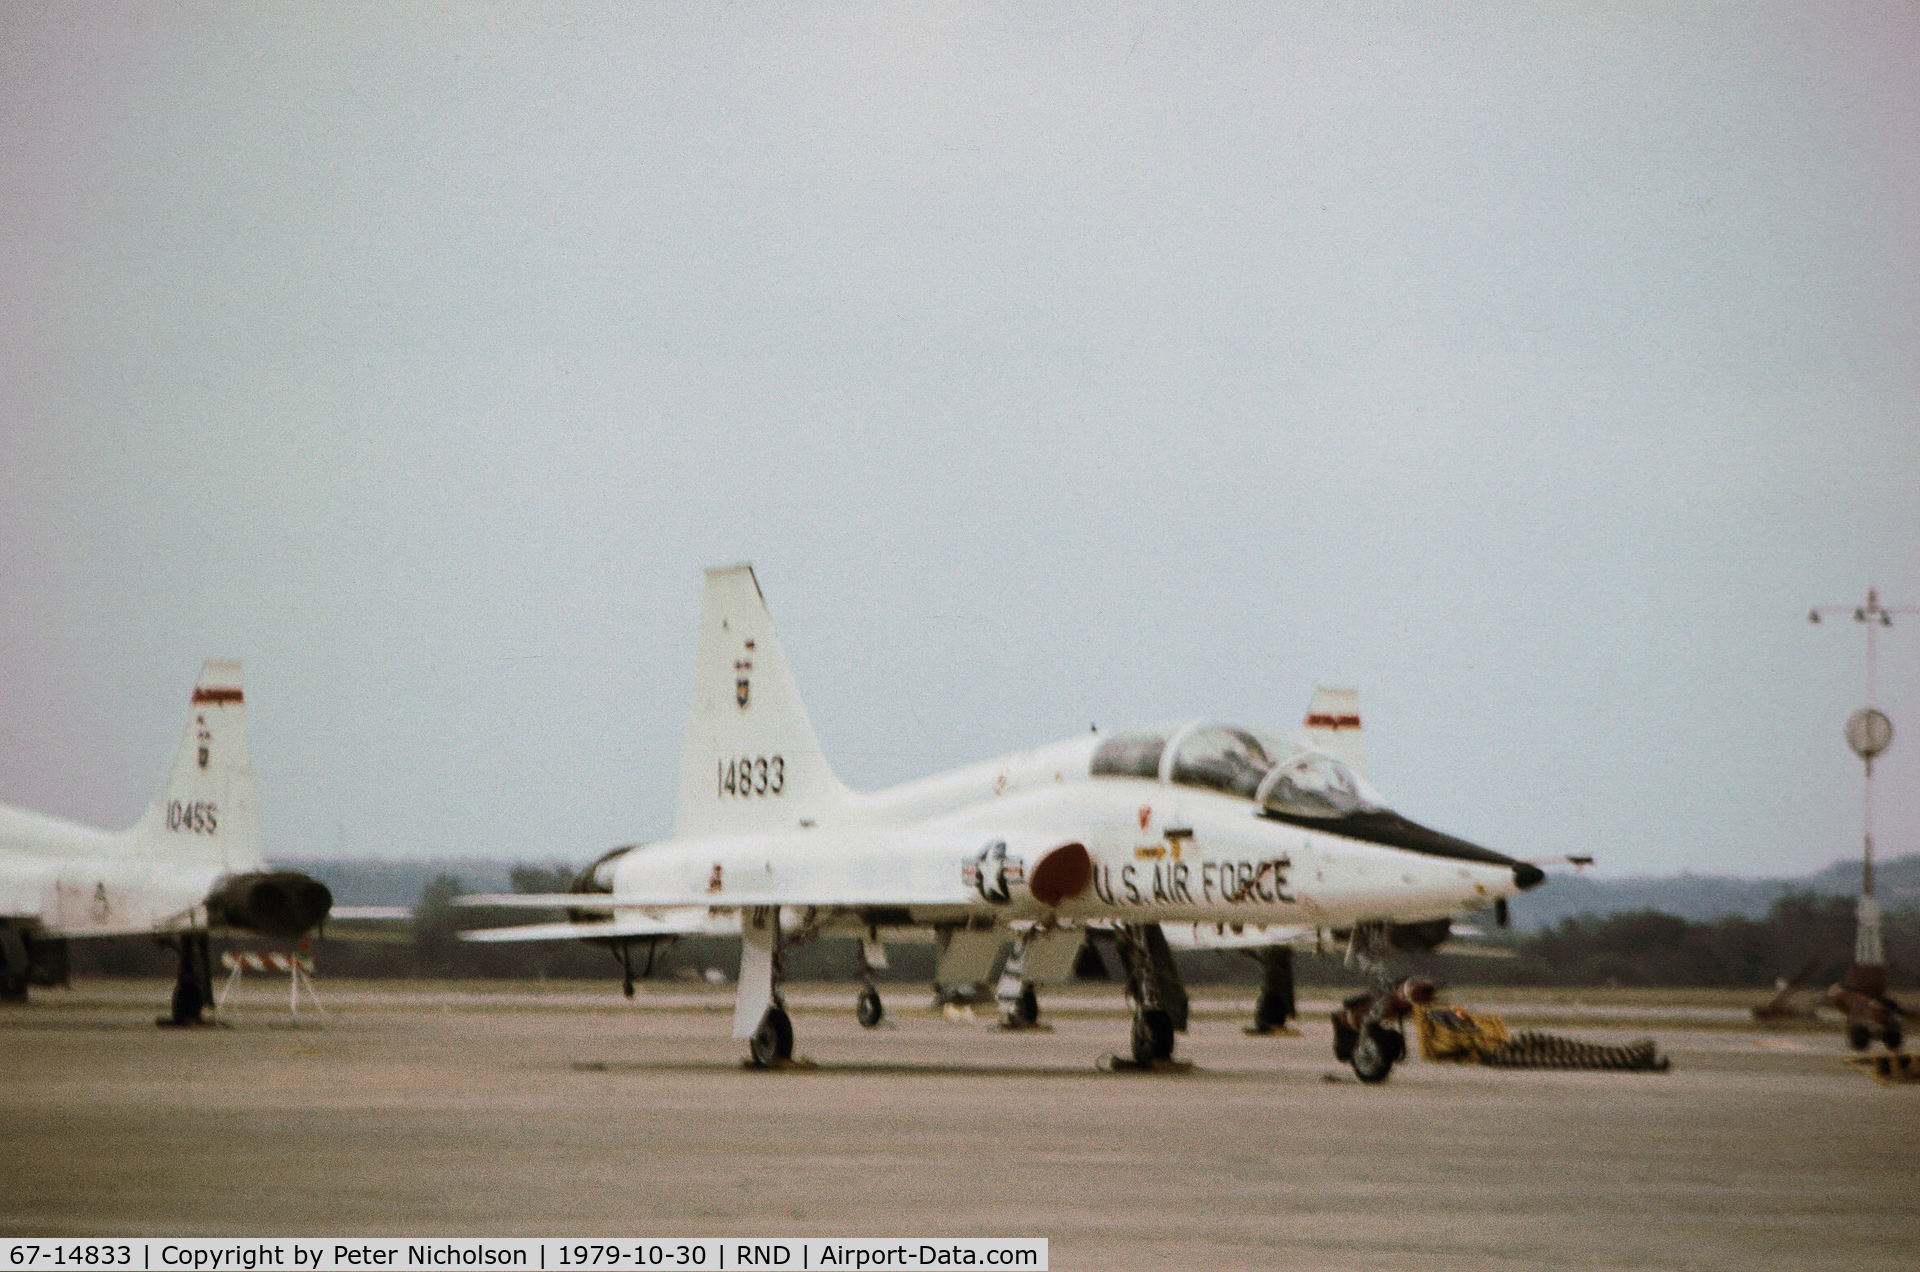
[66, 874, 1915, 991]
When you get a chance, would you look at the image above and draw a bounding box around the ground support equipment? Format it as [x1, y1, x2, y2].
[1415, 1002, 1670, 1072]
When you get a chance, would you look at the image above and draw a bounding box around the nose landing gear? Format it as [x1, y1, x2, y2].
[1329, 925, 1433, 1082]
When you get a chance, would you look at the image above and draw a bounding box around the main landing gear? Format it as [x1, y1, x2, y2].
[159, 932, 216, 1027]
[855, 930, 886, 1028]
[1247, 946, 1297, 1034]
[1115, 923, 1188, 1067]
[0, 930, 32, 1004]
[750, 1003, 794, 1067]
[741, 906, 800, 1068]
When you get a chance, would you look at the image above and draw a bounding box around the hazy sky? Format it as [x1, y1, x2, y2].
[3, 4, 1916, 881]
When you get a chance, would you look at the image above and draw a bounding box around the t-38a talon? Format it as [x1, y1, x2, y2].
[455, 565, 1552, 1076]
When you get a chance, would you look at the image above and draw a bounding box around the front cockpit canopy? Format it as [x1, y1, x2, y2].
[1091, 721, 1384, 819]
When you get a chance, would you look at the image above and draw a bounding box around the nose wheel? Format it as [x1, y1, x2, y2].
[1330, 967, 1431, 1084]
[856, 985, 885, 1028]
[1348, 1022, 1406, 1083]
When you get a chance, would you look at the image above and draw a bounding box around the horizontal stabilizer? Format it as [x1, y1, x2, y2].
[462, 913, 733, 943]
[327, 905, 413, 921]
[455, 893, 627, 910]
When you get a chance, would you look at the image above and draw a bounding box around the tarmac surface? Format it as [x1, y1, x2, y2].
[4, 980, 1916, 1271]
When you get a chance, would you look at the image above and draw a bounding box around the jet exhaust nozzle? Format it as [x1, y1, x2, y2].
[1512, 863, 1546, 890]
[206, 871, 334, 938]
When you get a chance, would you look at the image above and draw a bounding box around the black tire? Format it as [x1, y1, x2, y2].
[1332, 1020, 1357, 1063]
[1884, 1020, 1904, 1051]
[1351, 1027, 1397, 1083]
[1253, 990, 1291, 1032]
[1847, 1022, 1873, 1052]
[170, 976, 204, 1026]
[1016, 984, 1040, 1027]
[1372, 1022, 1406, 1065]
[856, 987, 884, 1028]
[1131, 1009, 1175, 1066]
[749, 1006, 794, 1067]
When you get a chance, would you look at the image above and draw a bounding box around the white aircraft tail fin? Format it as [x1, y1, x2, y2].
[1303, 686, 1364, 775]
[129, 660, 266, 869]
[674, 565, 850, 837]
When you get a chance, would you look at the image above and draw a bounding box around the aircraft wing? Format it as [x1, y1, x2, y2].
[454, 885, 973, 910]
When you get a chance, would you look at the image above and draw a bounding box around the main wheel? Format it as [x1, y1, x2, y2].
[1884, 1020, 1904, 1051]
[1846, 1021, 1873, 1052]
[856, 986, 884, 1028]
[1130, 1008, 1175, 1066]
[1351, 1024, 1400, 1084]
[1332, 1020, 1358, 1063]
[1016, 984, 1040, 1027]
[1253, 990, 1291, 1032]
[169, 975, 205, 1026]
[749, 1005, 794, 1067]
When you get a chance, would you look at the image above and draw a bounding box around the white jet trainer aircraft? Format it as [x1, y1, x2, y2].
[0, 660, 335, 1023]
[465, 566, 1545, 1081]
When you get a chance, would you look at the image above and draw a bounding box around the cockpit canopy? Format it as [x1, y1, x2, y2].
[1090, 721, 1385, 819]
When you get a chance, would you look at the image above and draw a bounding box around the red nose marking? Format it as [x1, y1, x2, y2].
[1029, 842, 1093, 907]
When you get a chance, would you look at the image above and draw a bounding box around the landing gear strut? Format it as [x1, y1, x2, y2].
[855, 930, 886, 1028]
[1115, 923, 1188, 1066]
[0, 931, 31, 1004]
[160, 932, 215, 1027]
[739, 906, 796, 1068]
[995, 929, 1045, 1029]
[1248, 946, 1296, 1033]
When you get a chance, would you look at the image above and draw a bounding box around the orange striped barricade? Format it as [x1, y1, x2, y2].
[215, 944, 328, 1020]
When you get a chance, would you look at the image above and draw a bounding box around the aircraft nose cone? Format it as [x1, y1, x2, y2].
[1512, 862, 1546, 890]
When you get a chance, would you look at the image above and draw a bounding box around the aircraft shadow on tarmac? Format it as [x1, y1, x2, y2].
[567, 1057, 1289, 1081]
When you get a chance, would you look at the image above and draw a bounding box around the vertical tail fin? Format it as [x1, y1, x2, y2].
[130, 660, 265, 869]
[1303, 686, 1364, 776]
[674, 565, 849, 836]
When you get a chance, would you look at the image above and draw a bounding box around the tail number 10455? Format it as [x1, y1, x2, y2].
[718, 754, 785, 798]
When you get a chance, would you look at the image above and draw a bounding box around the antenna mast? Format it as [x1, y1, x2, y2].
[1808, 586, 1914, 986]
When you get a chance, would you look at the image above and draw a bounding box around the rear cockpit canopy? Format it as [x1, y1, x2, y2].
[1090, 720, 1385, 819]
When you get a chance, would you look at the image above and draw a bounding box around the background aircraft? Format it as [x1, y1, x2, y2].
[465, 565, 1545, 1081]
[0, 660, 336, 1023]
